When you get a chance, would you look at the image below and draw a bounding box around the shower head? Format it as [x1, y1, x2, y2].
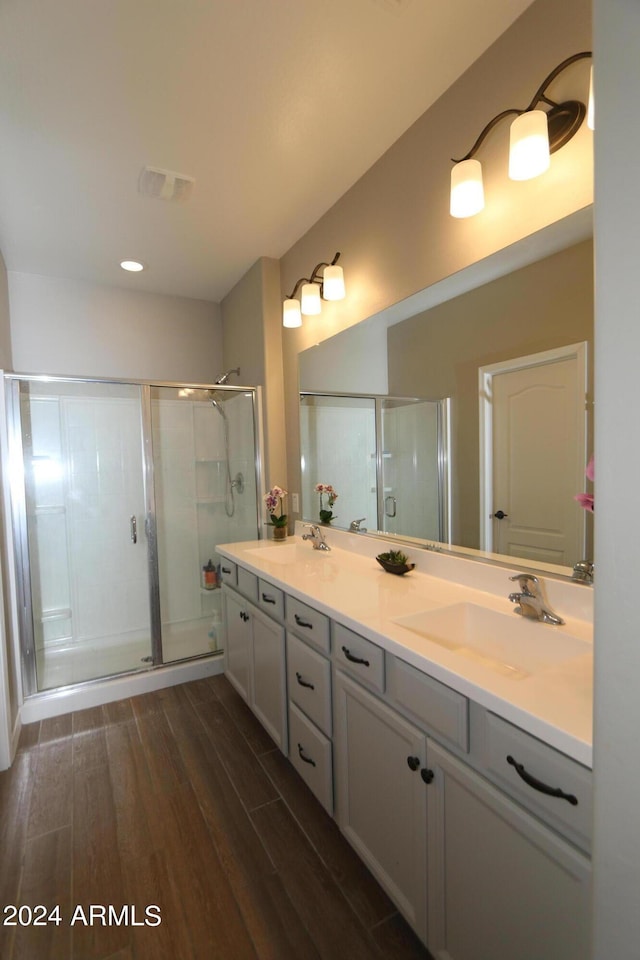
[209, 394, 227, 417]
[214, 367, 240, 385]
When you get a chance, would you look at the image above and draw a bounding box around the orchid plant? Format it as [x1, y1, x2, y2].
[315, 483, 338, 523]
[264, 485, 288, 528]
[575, 455, 594, 513]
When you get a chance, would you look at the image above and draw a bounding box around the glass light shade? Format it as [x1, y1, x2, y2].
[282, 298, 302, 328]
[300, 282, 321, 315]
[450, 159, 484, 219]
[322, 264, 345, 300]
[587, 65, 594, 130]
[508, 110, 550, 181]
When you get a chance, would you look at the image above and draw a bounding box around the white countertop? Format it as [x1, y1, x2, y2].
[217, 528, 593, 768]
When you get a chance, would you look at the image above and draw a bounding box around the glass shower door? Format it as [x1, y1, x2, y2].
[150, 386, 259, 664]
[379, 397, 445, 542]
[15, 379, 153, 692]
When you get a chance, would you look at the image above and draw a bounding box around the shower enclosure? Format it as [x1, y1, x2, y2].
[300, 392, 450, 542]
[6, 375, 261, 696]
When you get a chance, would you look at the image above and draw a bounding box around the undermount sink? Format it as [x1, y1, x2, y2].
[245, 544, 320, 565]
[392, 602, 591, 680]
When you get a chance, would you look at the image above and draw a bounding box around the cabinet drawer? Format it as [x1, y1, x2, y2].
[332, 623, 384, 693]
[287, 633, 332, 737]
[258, 579, 284, 620]
[286, 596, 330, 654]
[386, 655, 468, 752]
[219, 559, 237, 586]
[289, 702, 333, 815]
[237, 566, 258, 603]
[477, 711, 592, 849]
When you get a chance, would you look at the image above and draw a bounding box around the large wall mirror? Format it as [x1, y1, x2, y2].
[298, 209, 594, 579]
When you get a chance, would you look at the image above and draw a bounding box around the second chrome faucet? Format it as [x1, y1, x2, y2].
[508, 573, 565, 625]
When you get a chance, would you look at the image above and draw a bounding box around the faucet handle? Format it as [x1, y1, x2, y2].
[349, 518, 366, 532]
[509, 573, 540, 596]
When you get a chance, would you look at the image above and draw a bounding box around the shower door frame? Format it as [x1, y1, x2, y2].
[5, 373, 264, 699]
[300, 390, 451, 543]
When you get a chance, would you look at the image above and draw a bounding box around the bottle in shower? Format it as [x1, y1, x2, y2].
[202, 559, 217, 590]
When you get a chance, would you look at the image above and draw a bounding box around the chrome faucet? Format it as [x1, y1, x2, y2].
[572, 560, 594, 584]
[349, 517, 367, 533]
[301, 523, 331, 551]
[508, 573, 565, 625]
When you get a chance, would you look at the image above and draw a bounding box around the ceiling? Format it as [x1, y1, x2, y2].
[0, 0, 534, 304]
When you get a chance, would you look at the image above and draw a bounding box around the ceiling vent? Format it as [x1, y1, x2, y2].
[138, 166, 195, 203]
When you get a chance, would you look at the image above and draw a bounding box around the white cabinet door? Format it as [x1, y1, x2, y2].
[333, 670, 428, 942]
[427, 740, 591, 960]
[223, 587, 251, 702]
[250, 606, 287, 752]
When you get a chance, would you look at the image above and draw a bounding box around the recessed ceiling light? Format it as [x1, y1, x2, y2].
[120, 260, 144, 272]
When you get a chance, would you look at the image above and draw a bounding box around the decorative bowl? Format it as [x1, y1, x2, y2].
[376, 556, 415, 576]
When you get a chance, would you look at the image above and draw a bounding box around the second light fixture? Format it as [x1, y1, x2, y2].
[450, 52, 593, 219]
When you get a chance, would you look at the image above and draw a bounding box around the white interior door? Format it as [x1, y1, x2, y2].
[480, 344, 587, 566]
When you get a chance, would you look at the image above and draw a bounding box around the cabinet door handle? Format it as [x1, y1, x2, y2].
[239, 611, 249, 622]
[294, 614, 313, 629]
[407, 756, 420, 771]
[295, 672, 315, 690]
[222, 566, 232, 575]
[506, 755, 578, 805]
[261, 593, 276, 605]
[297, 743, 316, 767]
[130, 515, 137, 544]
[341, 645, 370, 667]
[421, 768, 434, 784]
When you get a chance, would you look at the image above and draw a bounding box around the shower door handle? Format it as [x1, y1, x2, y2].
[384, 496, 397, 518]
[130, 515, 137, 544]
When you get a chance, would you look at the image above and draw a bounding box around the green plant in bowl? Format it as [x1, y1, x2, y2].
[376, 550, 415, 575]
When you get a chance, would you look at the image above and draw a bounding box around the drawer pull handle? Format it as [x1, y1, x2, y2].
[294, 614, 314, 629]
[506, 755, 578, 806]
[421, 768, 434, 784]
[407, 756, 420, 771]
[222, 566, 232, 575]
[296, 672, 315, 690]
[297, 743, 316, 766]
[341, 645, 370, 667]
[262, 593, 276, 605]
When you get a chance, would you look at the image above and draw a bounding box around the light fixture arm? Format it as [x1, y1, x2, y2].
[452, 51, 592, 163]
[285, 251, 341, 300]
[524, 51, 591, 113]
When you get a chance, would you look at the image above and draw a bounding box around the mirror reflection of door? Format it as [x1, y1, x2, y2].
[479, 343, 588, 566]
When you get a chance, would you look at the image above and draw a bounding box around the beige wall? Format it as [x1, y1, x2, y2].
[221, 257, 287, 494]
[387, 239, 593, 549]
[280, 0, 592, 517]
[8, 271, 222, 382]
[0, 252, 12, 370]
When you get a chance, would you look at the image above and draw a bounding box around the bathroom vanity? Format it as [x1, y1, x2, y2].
[218, 527, 593, 958]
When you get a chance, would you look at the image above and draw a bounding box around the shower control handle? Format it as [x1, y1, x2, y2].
[130, 515, 137, 544]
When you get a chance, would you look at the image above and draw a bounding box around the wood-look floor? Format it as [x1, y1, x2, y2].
[0, 675, 432, 960]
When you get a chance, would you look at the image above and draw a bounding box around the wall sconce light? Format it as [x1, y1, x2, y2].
[282, 252, 345, 328]
[450, 51, 593, 219]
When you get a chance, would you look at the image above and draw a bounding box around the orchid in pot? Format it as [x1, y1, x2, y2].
[264, 486, 288, 539]
[315, 483, 338, 524]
